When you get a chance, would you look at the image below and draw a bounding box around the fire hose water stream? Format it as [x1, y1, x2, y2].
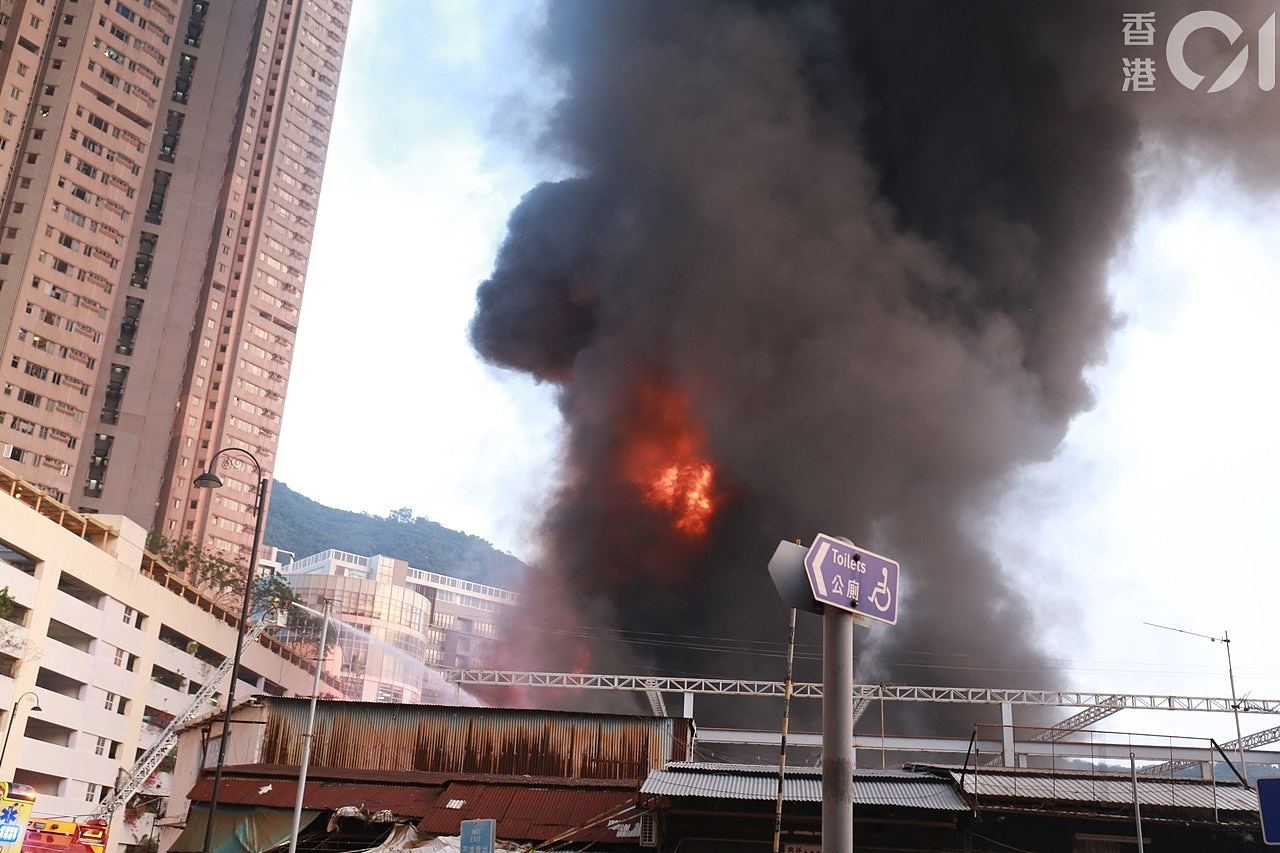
[289, 602, 484, 707]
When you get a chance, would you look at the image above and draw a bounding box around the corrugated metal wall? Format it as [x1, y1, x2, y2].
[258, 698, 691, 780]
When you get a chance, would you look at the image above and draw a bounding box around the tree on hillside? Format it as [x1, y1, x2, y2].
[263, 481, 526, 586]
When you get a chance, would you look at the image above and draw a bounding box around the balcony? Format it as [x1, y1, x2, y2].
[38, 691, 129, 744]
[0, 564, 39, 609]
[47, 619, 93, 654]
[40, 639, 95, 685]
[51, 590, 103, 637]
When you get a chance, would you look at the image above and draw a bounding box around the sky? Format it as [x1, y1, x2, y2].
[276, 0, 564, 553]
[277, 2, 1280, 744]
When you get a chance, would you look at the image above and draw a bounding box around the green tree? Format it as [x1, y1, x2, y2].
[147, 533, 243, 606]
[252, 574, 333, 654]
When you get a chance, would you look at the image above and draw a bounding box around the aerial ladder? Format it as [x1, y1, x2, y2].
[91, 608, 287, 821]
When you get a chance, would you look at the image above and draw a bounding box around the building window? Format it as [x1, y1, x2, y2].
[121, 606, 144, 629]
[94, 736, 108, 756]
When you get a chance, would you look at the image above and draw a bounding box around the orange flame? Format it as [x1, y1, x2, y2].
[647, 460, 715, 535]
[624, 383, 718, 537]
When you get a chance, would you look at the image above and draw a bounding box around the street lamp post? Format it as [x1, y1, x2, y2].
[194, 448, 268, 853]
[0, 692, 41, 770]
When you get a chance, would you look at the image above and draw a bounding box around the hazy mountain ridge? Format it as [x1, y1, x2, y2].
[264, 480, 526, 587]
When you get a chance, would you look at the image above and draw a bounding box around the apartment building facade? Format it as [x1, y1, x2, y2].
[279, 549, 520, 701]
[0, 0, 181, 502]
[0, 0, 352, 557]
[0, 464, 323, 852]
[79, 0, 351, 559]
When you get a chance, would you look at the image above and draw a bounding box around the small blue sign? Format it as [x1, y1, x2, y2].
[460, 818, 496, 853]
[0, 825, 18, 844]
[1260, 777, 1280, 845]
[804, 534, 899, 625]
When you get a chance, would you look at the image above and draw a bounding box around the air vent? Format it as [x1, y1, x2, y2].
[640, 813, 656, 847]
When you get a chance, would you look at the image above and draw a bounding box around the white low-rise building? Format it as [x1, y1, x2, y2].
[278, 550, 520, 701]
[0, 465, 322, 853]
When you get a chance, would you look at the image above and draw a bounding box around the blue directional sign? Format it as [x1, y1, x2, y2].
[460, 819, 496, 853]
[1260, 777, 1280, 845]
[804, 534, 899, 625]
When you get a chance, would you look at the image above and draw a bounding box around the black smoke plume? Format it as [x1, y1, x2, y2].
[470, 1, 1280, 724]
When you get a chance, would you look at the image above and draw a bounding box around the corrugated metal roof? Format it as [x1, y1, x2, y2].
[194, 764, 633, 789]
[641, 763, 967, 811]
[417, 781, 640, 844]
[663, 762, 928, 780]
[255, 698, 690, 781]
[186, 777, 442, 817]
[185, 765, 634, 818]
[949, 769, 1259, 813]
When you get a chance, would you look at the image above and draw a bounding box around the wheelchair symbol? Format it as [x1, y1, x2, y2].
[869, 566, 893, 613]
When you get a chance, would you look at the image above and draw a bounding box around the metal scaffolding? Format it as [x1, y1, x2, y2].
[1028, 695, 1127, 742]
[1142, 722, 1280, 775]
[443, 669, 1280, 714]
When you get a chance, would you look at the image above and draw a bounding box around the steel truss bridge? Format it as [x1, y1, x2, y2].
[443, 669, 1280, 773]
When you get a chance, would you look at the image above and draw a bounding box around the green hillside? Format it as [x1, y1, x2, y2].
[264, 480, 526, 587]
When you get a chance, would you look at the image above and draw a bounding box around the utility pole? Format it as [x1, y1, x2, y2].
[1129, 752, 1145, 852]
[1144, 622, 1249, 786]
[287, 598, 332, 853]
[1223, 630, 1247, 782]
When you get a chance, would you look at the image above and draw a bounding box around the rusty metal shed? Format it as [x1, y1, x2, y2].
[416, 779, 642, 846]
[185, 765, 447, 817]
[252, 698, 692, 780]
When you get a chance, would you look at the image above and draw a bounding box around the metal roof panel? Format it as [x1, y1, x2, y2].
[641, 764, 967, 811]
[949, 770, 1259, 813]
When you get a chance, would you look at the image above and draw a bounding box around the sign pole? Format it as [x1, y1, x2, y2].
[768, 532, 899, 853]
[772, 607, 797, 853]
[822, 604, 854, 853]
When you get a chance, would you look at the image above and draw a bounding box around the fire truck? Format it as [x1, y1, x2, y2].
[0, 781, 36, 853]
[21, 819, 108, 853]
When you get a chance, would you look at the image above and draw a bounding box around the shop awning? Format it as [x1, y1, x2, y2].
[168, 805, 321, 853]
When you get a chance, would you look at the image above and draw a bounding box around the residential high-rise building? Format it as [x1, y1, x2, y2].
[0, 0, 351, 559]
[0, 0, 182, 502]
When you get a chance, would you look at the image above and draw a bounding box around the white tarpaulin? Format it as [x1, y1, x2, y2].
[353, 825, 525, 853]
